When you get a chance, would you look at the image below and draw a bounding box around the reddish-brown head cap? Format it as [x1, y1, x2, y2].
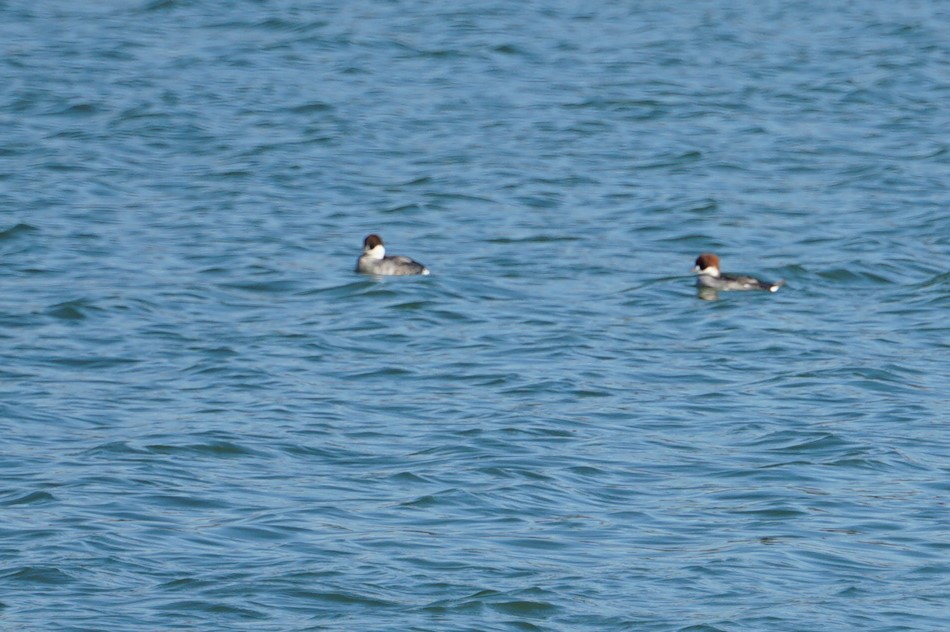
[694, 252, 720, 271]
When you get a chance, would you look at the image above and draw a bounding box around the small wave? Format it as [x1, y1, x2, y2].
[0, 223, 39, 240]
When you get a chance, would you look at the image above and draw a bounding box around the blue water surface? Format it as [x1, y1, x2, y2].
[1, 1, 948, 630]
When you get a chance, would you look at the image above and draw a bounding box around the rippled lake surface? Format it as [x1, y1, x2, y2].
[2, 1, 949, 630]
